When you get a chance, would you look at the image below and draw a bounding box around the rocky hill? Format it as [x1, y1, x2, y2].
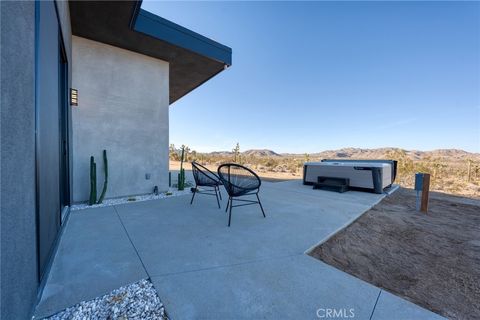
[243, 149, 280, 157]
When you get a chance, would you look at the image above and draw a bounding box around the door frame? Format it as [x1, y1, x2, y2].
[34, 0, 71, 282]
[58, 33, 70, 217]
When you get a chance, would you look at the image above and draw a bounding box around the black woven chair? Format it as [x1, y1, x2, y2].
[191, 162, 223, 208]
[217, 163, 266, 227]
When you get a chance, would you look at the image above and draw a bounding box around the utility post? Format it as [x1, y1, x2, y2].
[415, 173, 430, 213]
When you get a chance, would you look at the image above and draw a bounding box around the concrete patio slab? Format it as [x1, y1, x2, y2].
[35, 180, 445, 319]
[371, 290, 445, 320]
[34, 206, 147, 319]
[115, 182, 382, 277]
[151, 255, 381, 319]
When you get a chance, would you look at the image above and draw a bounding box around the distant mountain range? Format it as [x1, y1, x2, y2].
[207, 149, 280, 157]
[303, 148, 480, 161]
[206, 149, 280, 157]
[200, 148, 479, 161]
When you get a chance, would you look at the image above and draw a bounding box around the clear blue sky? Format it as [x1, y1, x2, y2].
[142, 1, 480, 153]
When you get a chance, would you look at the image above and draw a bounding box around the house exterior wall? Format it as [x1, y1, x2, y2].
[71, 36, 169, 202]
[0, 2, 38, 318]
[1, 0, 73, 317]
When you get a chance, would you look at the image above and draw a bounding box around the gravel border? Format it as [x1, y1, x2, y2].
[70, 187, 192, 211]
[44, 279, 168, 320]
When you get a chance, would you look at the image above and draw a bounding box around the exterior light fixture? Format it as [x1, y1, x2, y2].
[70, 88, 78, 106]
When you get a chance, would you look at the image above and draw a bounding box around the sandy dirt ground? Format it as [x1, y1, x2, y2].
[170, 160, 298, 182]
[309, 188, 480, 320]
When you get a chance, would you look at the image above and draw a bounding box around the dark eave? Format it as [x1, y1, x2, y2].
[69, 1, 232, 104]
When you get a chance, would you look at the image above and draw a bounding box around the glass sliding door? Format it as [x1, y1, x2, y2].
[36, 0, 69, 279]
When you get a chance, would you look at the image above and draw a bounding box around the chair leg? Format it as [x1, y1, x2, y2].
[228, 197, 233, 227]
[256, 193, 266, 218]
[218, 187, 222, 200]
[225, 196, 230, 212]
[190, 187, 197, 205]
[214, 187, 221, 209]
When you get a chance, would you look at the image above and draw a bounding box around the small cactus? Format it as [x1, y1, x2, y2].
[178, 146, 186, 191]
[89, 156, 97, 205]
[97, 150, 108, 204]
[178, 169, 185, 191]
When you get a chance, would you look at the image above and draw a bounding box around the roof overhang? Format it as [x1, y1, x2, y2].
[69, 1, 232, 104]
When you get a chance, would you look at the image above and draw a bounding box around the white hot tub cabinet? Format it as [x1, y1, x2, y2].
[303, 160, 397, 194]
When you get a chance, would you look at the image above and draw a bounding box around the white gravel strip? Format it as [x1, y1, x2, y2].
[70, 187, 192, 211]
[44, 279, 168, 320]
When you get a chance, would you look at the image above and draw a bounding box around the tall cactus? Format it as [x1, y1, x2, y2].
[178, 146, 185, 190]
[97, 150, 108, 204]
[89, 156, 97, 205]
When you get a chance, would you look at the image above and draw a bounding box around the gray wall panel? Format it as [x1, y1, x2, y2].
[0, 1, 38, 319]
[72, 37, 169, 202]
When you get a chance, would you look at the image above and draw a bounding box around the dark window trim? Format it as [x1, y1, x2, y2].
[34, 0, 40, 284]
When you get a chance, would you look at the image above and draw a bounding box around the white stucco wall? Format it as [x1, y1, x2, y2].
[72, 36, 169, 202]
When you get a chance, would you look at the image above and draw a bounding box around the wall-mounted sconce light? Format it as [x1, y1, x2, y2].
[70, 88, 78, 106]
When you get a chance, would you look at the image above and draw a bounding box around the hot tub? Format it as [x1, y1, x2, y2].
[303, 159, 397, 194]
